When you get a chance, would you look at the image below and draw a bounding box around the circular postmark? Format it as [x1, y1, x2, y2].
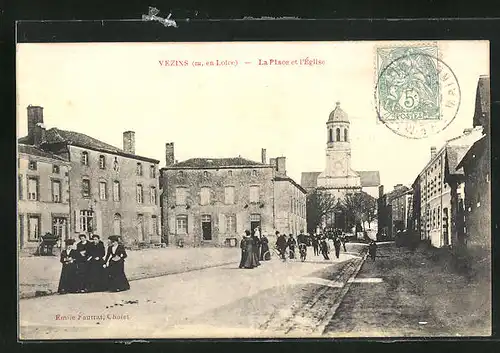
[375, 50, 461, 139]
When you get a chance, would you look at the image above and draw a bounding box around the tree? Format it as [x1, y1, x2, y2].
[306, 188, 338, 233]
[341, 191, 377, 231]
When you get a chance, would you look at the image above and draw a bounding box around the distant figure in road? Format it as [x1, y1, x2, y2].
[252, 228, 261, 267]
[333, 236, 342, 259]
[86, 234, 107, 292]
[103, 235, 130, 292]
[75, 234, 91, 293]
[260, 233, 271, 261]
[57, 239, 78, 294]
[369, 240, 377, 261]
[242, 230, 259, 269]
[275, 231, 287, 261]
[239, 233, 249, 268]
[287, 234, 296, 259]
[320, 236, 330, 260]
[312, 234, 319, 256]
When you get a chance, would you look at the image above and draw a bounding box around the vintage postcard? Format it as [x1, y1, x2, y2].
[16, 40, 491, 339]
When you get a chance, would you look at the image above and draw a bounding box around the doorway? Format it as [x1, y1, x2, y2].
[202, 214, 212, 240]
[250, 214, 261, 235]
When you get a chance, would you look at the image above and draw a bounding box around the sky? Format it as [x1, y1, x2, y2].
[16, 41, 489, 190]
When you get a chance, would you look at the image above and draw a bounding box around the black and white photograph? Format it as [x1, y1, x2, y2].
[16, 39, 491, 339]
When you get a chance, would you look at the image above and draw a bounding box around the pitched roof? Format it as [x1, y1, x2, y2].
[328, 102, 349, 123]
[456, 135, 488, 170]
[356, 171, 381, 187]
[473, 75, 490, 128]
[301, 172, 321, 189]
[18, 128, 159, 163]
[446, 145, 473, 177]
[274, 176, 307, 194]
[167, 157, 268, 169]
[18, 143, 68, 162]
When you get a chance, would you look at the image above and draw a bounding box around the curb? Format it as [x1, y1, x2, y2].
[313, 248, 369, 335]
[19, 260, 239, 300]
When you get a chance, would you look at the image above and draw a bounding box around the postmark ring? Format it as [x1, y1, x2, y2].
[374, 51, 461, 139]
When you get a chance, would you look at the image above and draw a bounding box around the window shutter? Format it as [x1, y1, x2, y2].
[73, 208, 79, 233]
[169, 215, 176, 234]
[219, 214, 226, 234]
[236, 212, 244, 235]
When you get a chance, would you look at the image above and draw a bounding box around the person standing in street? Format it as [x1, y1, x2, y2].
[312, 234, 319, 256]
[333, 236, 342, 259]
[75, 234, 91, 293]
[340, 233, 347, 252]
[369, 240, 378, 261]
[243, 230, 259, 269]
[239, 233, 248, 268]
[86, 234, 106, 292]
[275, 231, 287, 261]
[252, 228, 261, 267]
[260, 233, 270, 261]
[287, 234, 296, 259]
[57, 239, 78, 294]
[103, 235, 130, 292]
[320, 235, 330, 260]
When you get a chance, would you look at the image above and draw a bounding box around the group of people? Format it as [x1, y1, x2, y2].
[58, 234, 130, 294]
[238, 227, 271, 269]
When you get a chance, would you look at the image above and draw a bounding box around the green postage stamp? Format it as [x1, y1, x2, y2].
[375, 44, 461, 139]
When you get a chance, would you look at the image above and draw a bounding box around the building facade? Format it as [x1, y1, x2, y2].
[18, 105, 161, 247]
[161, 145, 306, 247]
[456, 75, 491, 259]
[17, 144, 71, 249]
[301, 102, 380, 231]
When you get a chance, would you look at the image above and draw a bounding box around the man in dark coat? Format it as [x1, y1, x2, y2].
[86, 234, 106, 292]
[368, 240, 377, 261]
[312, 234, 319, 256]
[333, 236, 342, 259]
[275, 231, 287, 261]
[320, 235, 330, 260]
[287, 234, 296, 259]
[103, 235, 130, 292]
[75, 234, 91, 292]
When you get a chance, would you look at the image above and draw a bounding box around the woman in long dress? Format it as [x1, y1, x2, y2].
[251, 231, 261, 267]
[239, 234, 248, 268]
[103, 235, 130, 292]
[243, 230, 258, 269]
[58, 239, 78, 294]
[87, 234, 107, 292]
[260, 234, 270, 261]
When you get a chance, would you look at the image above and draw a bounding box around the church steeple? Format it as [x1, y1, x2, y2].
[324, 102, 353, 177]
[326, 102, 350, 147]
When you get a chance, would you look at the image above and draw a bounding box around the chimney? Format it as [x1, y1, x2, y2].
[378, 185, 384, 198]
[276, 156, 286, 176]
[165, 142, 175, 166]
[269, 158, 277, 170]
[394, 184, 403, 190]
[430, 146, 437, 159]
[33, 123, 46, 146]
[261, 148, 267, 164]
[27, 105, 44, 142]
[123, 131, 135, 154]
[463, 128, 473, 135]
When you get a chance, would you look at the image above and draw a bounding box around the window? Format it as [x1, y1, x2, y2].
[150, 186, 157, 205]
[52, 217, 67, 239]
[28, 215, 40, 241]
[152, 215, 158, 235]
[344, 128, 348, 142]
[224, 186, 235, 204]
[82, 179, 91, 197]
[113, 213, 121, 236]
[150, 165, 156, 178]
[99, 181, 107, 200]
[176, 216, 188, 234]
[136, 163, 143, 176]
[28, 160, 37, 170]
[228, 170, 233, 177]
[252, 170, 257, 177]
[51, 180, 62, 203]
[176, 187, 187, 205]
[137, 214, 144, 241]
[52, 165, 60, 174]
[336, 128, 341, 142]
[249, 185, 260, 203]
[79, 210, 94, 233]
[113, 181, 120, 201]
[328, 128, 333, 142]
[226, 214, 236, 233]
[27, 177, 38, 201]
[18, 175, 22, 200]
[113, 157, 119, 171]
[200, 187, 210, 205]
[99, 155, 106, 169]
[81, 151, 89, 166]
[136, 184, 143, 203]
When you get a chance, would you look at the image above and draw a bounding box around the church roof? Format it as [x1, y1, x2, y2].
[328, 102, 349, 123]
[356, 171, 381, 187]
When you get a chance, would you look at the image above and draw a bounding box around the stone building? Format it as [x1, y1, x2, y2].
[160, 145, 306, 247]
[17, 143, 71, 249]
[456, 75, 490, 260]
[18, 105, 161, 246]
[301, 102, 380, 230]
[413, 128, 483, 248]
[377, 184, 412, 239]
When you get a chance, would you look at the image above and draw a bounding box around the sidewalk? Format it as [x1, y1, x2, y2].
[19, 247, 241, 299]
[324, 242, 491, 337]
